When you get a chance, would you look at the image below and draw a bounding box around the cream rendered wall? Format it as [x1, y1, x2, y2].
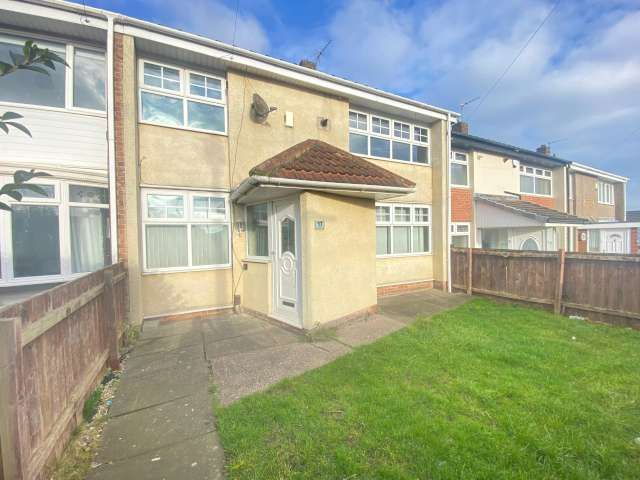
[376, 256, 433, 286]
[473, 151, 519, 195]
[241, 260, 272, 316]
[226, 70, 350, 317]
[366, 121, 446, 287]
[139, 125, 229, 189]
[226, 70, 349, 188]
[141, 270, 233, 318]
[300, 192, 377, 329]
[134, 60, 233, 318]
[430, 120, 448, 287]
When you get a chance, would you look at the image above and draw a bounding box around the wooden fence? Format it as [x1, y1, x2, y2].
[451, 248, 640, 329]
[0, 263, 127, 480]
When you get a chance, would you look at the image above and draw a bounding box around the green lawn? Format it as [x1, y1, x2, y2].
[216, 299, 640, 479]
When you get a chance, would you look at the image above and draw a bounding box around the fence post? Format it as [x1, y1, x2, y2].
[466, 247, 473, 295]
[554, 249, 566, 315]
[0, 316, 25, 480]
[103, 270, 120, 370]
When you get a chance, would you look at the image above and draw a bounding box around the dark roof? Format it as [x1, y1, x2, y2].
[249, 139, 416, 189]
[453, 132, 570, 169]
[475, 194, 590, 225]
[627, 211, 640, 222]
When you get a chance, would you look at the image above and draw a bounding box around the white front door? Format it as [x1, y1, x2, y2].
[272, 197, 301, 326]
[603, 230, 625, 254]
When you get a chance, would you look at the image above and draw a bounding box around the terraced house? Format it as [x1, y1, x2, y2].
[0, 0, 636, 328]
[450, 122, 638, 255]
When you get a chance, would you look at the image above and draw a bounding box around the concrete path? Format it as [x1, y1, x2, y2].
[87, 289, 468, 479]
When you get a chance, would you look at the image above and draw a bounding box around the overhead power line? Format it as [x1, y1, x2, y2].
[468, 0, 560, 119]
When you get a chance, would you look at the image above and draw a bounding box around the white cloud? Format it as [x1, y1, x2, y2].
[142, 0, 270, 53]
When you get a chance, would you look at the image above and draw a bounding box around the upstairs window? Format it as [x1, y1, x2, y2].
[520, 165, 552, 196]
[0, 34, 106, 112]
[451, 151, 469, 186]
[597, 181, 614, 205]
[348, 110, 430, 165]
[139, 60, 226, 134]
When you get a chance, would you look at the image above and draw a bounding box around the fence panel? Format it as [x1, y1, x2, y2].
[451, 248, 640, 329]
[0, 263, 127, 480]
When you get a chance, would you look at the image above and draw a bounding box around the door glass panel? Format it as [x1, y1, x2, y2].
[281, 218, 295, 255]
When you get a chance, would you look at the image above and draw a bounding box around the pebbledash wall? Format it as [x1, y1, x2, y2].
[113, 33, 450, 324]
[571, 171, 625, 221]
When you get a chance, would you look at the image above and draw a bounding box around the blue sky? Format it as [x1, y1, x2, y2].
[89, 0, 640, 209]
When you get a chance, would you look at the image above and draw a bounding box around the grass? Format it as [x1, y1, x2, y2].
[82, 385, 103, 422]
[216, 299, 640, 479]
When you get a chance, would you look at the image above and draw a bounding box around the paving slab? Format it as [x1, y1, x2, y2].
[210, 340, 351, 406]
[334, 314, 406, 347]
[96, 391, 213, 463]
[125, 343, 205, 378]
[110, 359, 209, 418]
[87, 432, 225, 480]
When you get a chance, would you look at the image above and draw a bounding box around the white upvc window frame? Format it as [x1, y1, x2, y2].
[596, 180, 615, 205]
[141, 188, 232, 274]
[450, 150, 470, 187]
[375, 203, 432, 257]
[138, 59, 227, 135]
[0, 178, 110, 286]
[519, 165, 553, 197]
[450, 222, 471, 246]
[348, 109, 431, 166]
[0, 30, 107, 116]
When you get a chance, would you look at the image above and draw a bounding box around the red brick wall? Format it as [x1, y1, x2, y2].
[631, 228, 638, 255]
[114, 34, 127, 264]
[521, 194, 555, 209]
[451, 188, 473, 222]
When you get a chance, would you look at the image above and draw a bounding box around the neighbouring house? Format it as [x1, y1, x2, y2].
[450, 121, 637, 255]
[568, 164, 638, 255]
[451, 121, 589, 252]
[0, 5, 113, 306]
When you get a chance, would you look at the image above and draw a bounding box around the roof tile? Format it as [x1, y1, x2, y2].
[249, 139, 415, 189]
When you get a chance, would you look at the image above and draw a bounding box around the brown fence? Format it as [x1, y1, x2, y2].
[451, 247, 640, 329]
[0, 263, 127, 480]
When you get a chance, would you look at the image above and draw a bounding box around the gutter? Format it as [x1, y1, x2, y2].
[231, 176, 415, 202]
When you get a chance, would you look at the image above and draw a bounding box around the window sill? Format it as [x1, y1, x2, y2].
[0, 273, 86, 287]
[451, 184, 471, 189]
[357, 154, 431, 168]
[243, 257, 271, 264]
[139, 120, 228, 137]
[143, 265, 232, 275]
[377, 252, 432, 259]
[519, 192, 553, 198]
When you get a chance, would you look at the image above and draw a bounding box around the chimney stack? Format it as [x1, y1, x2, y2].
[298, 59, 317, 70]
[536, 144, 551, 156]
[452, 121, 469, 135]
